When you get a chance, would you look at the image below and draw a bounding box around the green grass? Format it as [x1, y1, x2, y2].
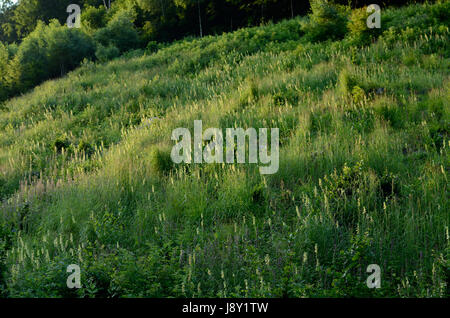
[0, 2, 449, 298]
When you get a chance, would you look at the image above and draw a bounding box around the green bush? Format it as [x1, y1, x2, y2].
[149, 147, 173, 175]
[337, 68, 357, 96]
[430, 1, 450, 25]
[374, 99, 405, 129]
[343, 105, 375, 134]
[146, 41, 159, 53]
[302, 0, 349, 42]
[95, 44, 120, 63]
[52, 136, 71, 153]
[347, 6, 381, 46]
[0, 42, 12, 101]
[94, 11, 140, 54]
[9, 20, 95, 92]
[81, 5, 108, 34]
[351, 85, 365, 104]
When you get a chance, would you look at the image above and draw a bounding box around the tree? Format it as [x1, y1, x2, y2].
[174, 0, 205, 37]
[0, 0, 18, 43]
[10, 20, 95, 91]
[5, 0, 105, 41]
[102, 0, 112, 10]
[0, 42, 10, 101]
[82, 5, 108, 33]
[301, 0, 349, 42]
[94, 10, 140, 53]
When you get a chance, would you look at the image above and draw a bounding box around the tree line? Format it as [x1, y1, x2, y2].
[0, 0, 430, 44]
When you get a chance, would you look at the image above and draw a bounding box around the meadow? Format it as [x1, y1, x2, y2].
[0, 1, 449, 297]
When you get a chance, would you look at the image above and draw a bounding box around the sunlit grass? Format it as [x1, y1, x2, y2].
[0, 2, 448, 298]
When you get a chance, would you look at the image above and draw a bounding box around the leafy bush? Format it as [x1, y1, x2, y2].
[149, 147, 173, 175]
[322, 161, 368, 227]
[52, 136, 71, 153]
[347, 6, 381, 45]
[302, 0, 348, 42]
[337, 68, 357, 96]
[374, 98, 405, 129]
[0, 42, 12, 101]
[351, 85, 365, 104]
[9, 20, 95, 92]
[146, 41, 159, 53]
[94, 11, 140, 54]
[430, 1, 450, 25]
[81, 5, 108, 34]
[95, 44, 120, 63]
[328, 232, 377, 297]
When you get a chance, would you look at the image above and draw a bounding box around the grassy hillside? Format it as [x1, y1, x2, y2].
[0, 2, 449, 297]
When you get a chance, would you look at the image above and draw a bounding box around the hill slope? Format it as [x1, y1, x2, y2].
[0, 3, 449, 297]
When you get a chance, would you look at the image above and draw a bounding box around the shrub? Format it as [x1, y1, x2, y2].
[94, 11, 140, 54]
[402, 49, 419, 67]
[302, 0, 348, 42]
[95, 44, 120, 63]
[82, 5, 108, 34]
[9, 20, 95, 92]
[44, 21, 96, 77]
[323, 161, 367, 227]
[149, 147, 173, 174]
[430, 1, 450, 25]
[0, 43, 11, 101]
[351, 85, 365, 104]
[374, 98, 405, 129]
[77, 140, 94, 156]
[347, 6, 382, 45]
[239, 78, 259, 107]
[146, 41, 159, 53]
[52, 136, 71, 153]
[337, 68, 357, 96]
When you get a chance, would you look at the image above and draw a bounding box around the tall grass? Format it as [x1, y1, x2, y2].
[0, 2, 448, 298]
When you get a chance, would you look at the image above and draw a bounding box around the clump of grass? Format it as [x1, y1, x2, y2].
[309, 108, 334, 135]
[372, 96, 404, 129]
[77, 140, 94, 156]
[337, 68, 357, 97]
[343, 105, 374, 134]
[52, 136, 71, 153]
[239, 78, 259, 107]
[149, 147, 173, 175]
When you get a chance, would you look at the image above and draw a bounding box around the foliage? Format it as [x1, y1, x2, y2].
[94, 10, 140, 53]
[95, 44, 120, 62]
[7, 20, 95, 93]
[301, 0, 349, 42]
[0, 1, 448, 298]
[347, 6, 381, 46]
[81, 5, 108, 34]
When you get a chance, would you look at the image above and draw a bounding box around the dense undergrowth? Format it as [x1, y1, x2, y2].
[0, 1, 449, 297]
